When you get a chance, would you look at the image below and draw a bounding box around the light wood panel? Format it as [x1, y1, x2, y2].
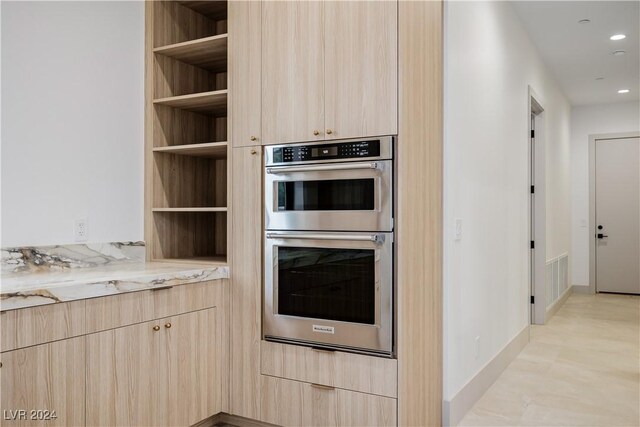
[261, 341, 397, 398]
[324, 1, 398, 140]
[86, 318, 160, 426]
[336, 388, 397, 427]
[152, 141, 227, 158]
[178, 1, 228, 20]
[0, 301, 85, 352]
[229, 1, 261, 147]
[261, 1, 324, 144]
[154, 34, 227, 72]
[152, 107, 226, 147]
[85, 280, 225, 333]
[0, 337, 85, 427]
[153, 90, 228, 115]
[230, 146, 262, 419]
[161, 308, 228, 425]
[397, 1, 443, 426]
[260, 376, 338, 427]
[260, 375, 396, 427]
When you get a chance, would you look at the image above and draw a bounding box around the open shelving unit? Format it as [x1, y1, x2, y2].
[145, 0, 230, 265]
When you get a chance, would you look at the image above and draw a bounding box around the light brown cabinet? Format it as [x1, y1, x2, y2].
[0, 337, 85, 427]
[229, 146, 263, 419]
[261, 0, 397, 145]
[324, 1, 397, 140]
[229, 1, 262, 147]
[260, 375, 397, 427]
[262, 0, 324, 145]
[86, 308, 226, 427]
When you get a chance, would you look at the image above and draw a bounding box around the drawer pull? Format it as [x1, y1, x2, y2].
[310, 383, 335, 391]
[311, 346, 335, 354]
[151, 285, 174, 292]
[164, 323, 172, 329]
[153, 325, 160, 331]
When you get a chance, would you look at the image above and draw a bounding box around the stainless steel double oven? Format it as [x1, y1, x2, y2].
[264, 136, 394, 357]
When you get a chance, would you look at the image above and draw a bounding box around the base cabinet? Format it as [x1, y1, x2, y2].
[86, 307, 226, 427]
[260, 376, 397, 427]
[0, 337, 85, 427]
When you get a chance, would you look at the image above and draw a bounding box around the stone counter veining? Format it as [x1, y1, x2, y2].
[1, 242, 229, 311]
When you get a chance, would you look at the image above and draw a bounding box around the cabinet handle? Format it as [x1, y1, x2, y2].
[250, 136, 258, 142]
[326, 129, 333, 135]
[164, 323, 172, 329]
[310, 383, 335, 391]
[153, 325, 160, 331]
[250, 148, 257, 155]
[313, 130, 320, 136]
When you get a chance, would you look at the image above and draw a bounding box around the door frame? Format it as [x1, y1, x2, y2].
[588, 131, 640, 294]
[529, 87, 546, 325]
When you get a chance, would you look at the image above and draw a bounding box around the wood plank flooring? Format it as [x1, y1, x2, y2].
[459, 293, 640, 426]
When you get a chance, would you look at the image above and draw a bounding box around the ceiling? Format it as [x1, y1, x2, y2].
[512, 1, 639, 106]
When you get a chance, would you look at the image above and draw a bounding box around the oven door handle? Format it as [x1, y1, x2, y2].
[266, 162, 379, 174]
[266, 232, 385, 243]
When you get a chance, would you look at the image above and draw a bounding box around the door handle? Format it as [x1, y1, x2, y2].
[266, 162, 379, 174]
[597, 233, 609, 239]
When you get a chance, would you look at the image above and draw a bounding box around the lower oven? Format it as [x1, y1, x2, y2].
[264, 231, 393, 356]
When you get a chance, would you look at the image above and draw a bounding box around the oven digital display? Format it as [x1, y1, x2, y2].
[273, 140, 381, 163]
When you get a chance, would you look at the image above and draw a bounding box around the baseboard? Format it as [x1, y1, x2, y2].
[443, 325, 530, 427]
[572, 284, 593, 294]
[545, 285, 572, 321]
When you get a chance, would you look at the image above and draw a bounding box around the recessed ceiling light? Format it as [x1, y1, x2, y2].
[595, 77, 605, 80]
[610, 34, 626, 41]
[618, 89, 630, 94]
[612, 50, 627, 56]
[578, 19, 591, 24]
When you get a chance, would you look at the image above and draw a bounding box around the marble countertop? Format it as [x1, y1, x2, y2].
[1, 242, 229, 311]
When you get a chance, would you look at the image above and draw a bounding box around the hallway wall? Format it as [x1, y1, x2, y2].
[444, 1, 571, 422]
[570, 101, 640, 288]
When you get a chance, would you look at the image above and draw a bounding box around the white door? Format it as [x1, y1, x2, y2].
[595, 137, 640, 294]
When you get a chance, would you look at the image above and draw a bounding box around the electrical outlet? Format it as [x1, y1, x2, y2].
[74, 219, 88, 242]
[475, 336, 480, 359]
[454, 218, 463, 240]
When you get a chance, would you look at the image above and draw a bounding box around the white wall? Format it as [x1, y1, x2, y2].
[570, 101, 640, 287]
[1, 1, 144, 247]
[444, 0, 571, 414]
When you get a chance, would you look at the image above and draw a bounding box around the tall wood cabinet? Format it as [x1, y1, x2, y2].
[260, 1, 397, 145]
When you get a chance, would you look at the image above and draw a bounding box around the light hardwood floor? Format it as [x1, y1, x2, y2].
[459, 293, 640, 427]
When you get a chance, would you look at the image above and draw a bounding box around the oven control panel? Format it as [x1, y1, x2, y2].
[273, 140, 381, 163]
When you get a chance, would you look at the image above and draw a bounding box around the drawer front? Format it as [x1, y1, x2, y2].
[1, 300, 86, 352]
[261, 341, 397, 398]
[260, 375, 396, 427]
[86, 279, 227, 333]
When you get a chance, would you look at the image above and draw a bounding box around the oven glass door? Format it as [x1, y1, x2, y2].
[265, 160, 393, 232]
[264, 231, 393, 355]
[277, 245, 376, 324]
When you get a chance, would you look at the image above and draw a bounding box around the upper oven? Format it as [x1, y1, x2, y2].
[264, 136, 394, 232]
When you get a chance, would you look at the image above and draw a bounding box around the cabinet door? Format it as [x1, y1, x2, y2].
[337, 388, 397, 427]
[325, 1, 398, 140]
[0, 337, 85, 427]
[260, 376, 338, 427]
[86, 319, 161, 427]
[230, 146, 262, 419]
[229, 1, 262, 147]
[262, 1, 324, 144]
[159, 308, 225, 426]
